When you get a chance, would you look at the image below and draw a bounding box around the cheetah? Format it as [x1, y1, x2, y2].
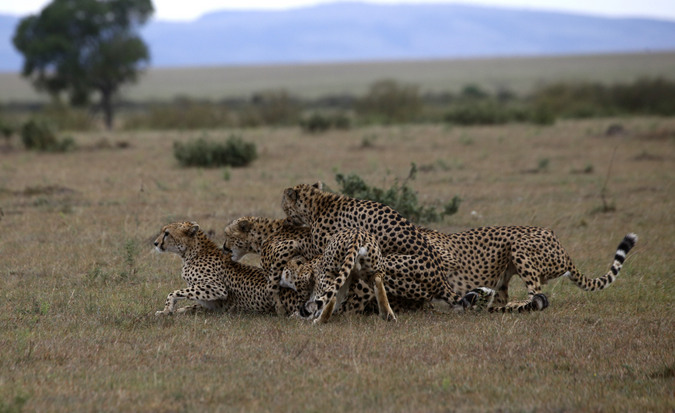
[153, 221, 306, 316]
[223, 216, 318, 315]
[283, 228, 396, 324]
[416, 226, 638, 312]
[281, 182, 482, 310]
[224, 216, 399, 317]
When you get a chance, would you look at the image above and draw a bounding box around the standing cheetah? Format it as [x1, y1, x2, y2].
[281, 182, 483, 310]
[417, 226, 638, 312]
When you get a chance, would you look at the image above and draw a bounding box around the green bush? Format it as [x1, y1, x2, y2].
[42, 103, 93, 131]
[21, 119, 75, 152]
[356, 79, 421, 123]
[123, 99, 231, 130]
[611, 77, 675, 115]
[444, 102, 511, 125]
[299, 112, 351, 133]
[173, 135, 257, 167]
[0, 118, 15, 142]
[528, 78, 675, 118]
[249, 89, 300, 126]
[300, 113, 331, 133]
[334, 163, 460, 224]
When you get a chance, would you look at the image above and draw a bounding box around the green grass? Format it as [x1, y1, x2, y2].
[0, 117, 673, 411]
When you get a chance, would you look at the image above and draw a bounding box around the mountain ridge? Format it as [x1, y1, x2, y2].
[2, 2, 675, 72]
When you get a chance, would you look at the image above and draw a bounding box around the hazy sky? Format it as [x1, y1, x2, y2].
[2, 0, 674, 22]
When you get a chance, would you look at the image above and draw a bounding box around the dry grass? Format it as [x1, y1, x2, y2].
[0, 117, 674, 412]
[2, 52, 675, 102]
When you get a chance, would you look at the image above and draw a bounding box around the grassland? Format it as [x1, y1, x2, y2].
[2, 51, 675, 103]
[0, 116, 674, 411]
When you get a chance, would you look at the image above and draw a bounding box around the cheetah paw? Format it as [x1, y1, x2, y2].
[460, 287, 496, 311]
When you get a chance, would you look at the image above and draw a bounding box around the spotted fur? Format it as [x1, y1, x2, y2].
[223, 216, 400, 316]
[418, 226, 638, 312]
[281, 183, 472, 309]
[284, 228, 396, 324]
[223, 216, 318, 315]
[154, 221, 306, 316]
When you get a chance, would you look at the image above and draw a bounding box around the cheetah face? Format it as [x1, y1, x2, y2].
[281, 257, 315, 294]
[280, 267, 298, 291]
[154, 221, 199, 255]
[223, 218, 258, 261]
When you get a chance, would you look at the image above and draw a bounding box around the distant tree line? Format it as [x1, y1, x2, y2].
[2, 77, 675, 134]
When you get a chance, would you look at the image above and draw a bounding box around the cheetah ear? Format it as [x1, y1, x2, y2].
[284, 188, 298, 203]
[186, 221, 200, 236]
[311, 181, 323, 191]
[237, 219, 252, 233]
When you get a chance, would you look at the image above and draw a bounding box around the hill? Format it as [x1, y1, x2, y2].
[2, 2, 675, 71]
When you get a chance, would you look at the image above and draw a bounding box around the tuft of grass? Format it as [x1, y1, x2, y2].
[121, 239, 139, 279]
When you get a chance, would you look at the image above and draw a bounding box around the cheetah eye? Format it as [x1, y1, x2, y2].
[164, 231, 169, 237]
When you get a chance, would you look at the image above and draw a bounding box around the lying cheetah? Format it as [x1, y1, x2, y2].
[153, 221, 306, 315]
[416, 226, 638, 312]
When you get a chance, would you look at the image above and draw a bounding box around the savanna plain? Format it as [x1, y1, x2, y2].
[0, 116, 673, 411]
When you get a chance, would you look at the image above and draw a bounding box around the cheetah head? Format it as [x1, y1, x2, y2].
[154, 221, 200, 256]
[281, 257, 315, 295]
[222, 217, 260, 261]
[281, 182, 323, 225]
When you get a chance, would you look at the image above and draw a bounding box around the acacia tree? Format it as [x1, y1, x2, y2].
[13, 0, 154, 129]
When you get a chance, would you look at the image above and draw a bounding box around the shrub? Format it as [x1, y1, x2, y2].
[460, 84, 490, 100]
[42, 103, 93, 131]
[0, 118, 15, 144]
[173, 135, 257, 168]
[300, 113, 331, 133]
[123, 99, 231, 130]
[444, 102, 511, 126]
[21, 119, 75, 152]
[299, 112, 352, 133]
[334, 163, 460, 224]
[611, 77, 675, 115]
[356, 79, 421, 123]
[249, 89, 300, 126]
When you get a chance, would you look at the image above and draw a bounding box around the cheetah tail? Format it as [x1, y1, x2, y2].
[567, 233, 638, 291]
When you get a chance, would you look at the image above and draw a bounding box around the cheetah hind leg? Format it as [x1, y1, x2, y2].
[374, 272, 397, 322]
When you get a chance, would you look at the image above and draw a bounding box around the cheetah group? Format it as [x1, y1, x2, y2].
[154, 182, 637, 324]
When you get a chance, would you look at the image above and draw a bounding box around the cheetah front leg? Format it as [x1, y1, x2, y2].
[310, 266, 354, 324]
[155, 285, 228, 316]
[267, 280, 287, 316]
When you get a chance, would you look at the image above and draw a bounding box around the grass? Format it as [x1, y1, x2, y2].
[2, 52, 675, 103]
[0, 117, 673, 411]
